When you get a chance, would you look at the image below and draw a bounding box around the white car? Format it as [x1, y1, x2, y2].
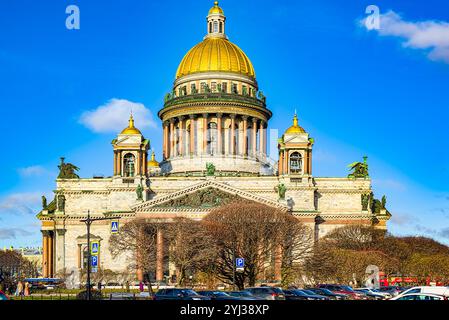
[393, 286, 449, 300]
[390, 293, 447, 301]
[355, 288, 391, 299]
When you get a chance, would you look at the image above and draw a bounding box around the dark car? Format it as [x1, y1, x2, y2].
[228, 291, 259, 300]
[154, 288, 210, 300]
[318, 284, 365, 300]
[76, 289, 103, 300]
[308, 288, 348, 300]
[0, 291, 9, 301]
[245, 287, 286, 300]
[283, 289, 311, 300]
[197, 291, 241, 300]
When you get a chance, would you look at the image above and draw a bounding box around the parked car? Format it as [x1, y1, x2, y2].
[393, 286, 449, 300]
[308, 288, 348, 300]
[391, 293, 448, 301]
[0, 290, 9, 300]
[378, 286, 403, 297]
[154, 288, 210, 300]
[282, 289, 311, 300]
[245, 287, 286, 300]
[317, 284, 365, 300]
[298, 289, 330, 300]
[227, 291, 259, 300]
[197, 291, 241, 300]
[355, 288, 391, 300]
[76, 289, 103, 300]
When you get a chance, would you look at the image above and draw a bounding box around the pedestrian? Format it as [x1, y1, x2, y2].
[139, 281, 144, 293]
[24, 282, 30, 296]
[125, 281, 130, 293]
[16, 281, 23, 296]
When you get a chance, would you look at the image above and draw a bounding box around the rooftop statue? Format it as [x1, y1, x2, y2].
[206, 163, 216, 176]
[348, 156, 369, 179]
[57, 157, 80, 179]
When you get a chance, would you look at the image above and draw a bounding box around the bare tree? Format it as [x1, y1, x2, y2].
[202, 201, 313, 289]
[165, 217, 217, 286]
[109, 219, 169, 288]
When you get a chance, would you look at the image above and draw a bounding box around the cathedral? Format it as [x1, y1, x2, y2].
[37, 2, 391, 282]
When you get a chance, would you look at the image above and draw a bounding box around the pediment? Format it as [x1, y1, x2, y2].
[133, 179, 289, 213]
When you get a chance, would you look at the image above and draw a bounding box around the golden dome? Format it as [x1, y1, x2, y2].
[121, 114, 142, 135]
[176, 37, 255, 79]
[148, 151, 159, 168]
[285, 114, 306, 134]
[209, 1, 224, 15]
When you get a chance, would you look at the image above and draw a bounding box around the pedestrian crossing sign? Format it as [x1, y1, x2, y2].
[111, 221, 119, 234]
[91, 241, 99, 255]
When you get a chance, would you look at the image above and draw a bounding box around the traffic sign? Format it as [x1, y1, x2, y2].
[91, 255, 98, 267]
[236, 258, 245, 271]
[111, 221, 119, 234]
[91, 241, 99, 255]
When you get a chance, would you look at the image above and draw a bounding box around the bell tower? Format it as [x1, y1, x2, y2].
[112, 114, 150, 181]
[278, 113, 314, 177]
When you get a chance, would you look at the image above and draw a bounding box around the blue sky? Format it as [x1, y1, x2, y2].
[1, 0, 448, 247]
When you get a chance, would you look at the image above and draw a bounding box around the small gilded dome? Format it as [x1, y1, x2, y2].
[176, 37, 255, 79]
[121, 114, 142, 135]
[148, 151, 159, 168]
[285, 114, 306, 134]
[209, 1, 224, 15]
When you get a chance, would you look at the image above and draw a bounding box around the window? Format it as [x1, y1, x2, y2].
[201, 82, 207, 93]
[242, 85, 247, 95]
[124, 153, 136, 177]
[219, 22, 223, 33]
[211, 82, 217, 92]
[213, 21, 218, 33]
[191, 83, 197, 94]
[209, 22, 212, 33]
[231, 83, 238, 94]
[222, 82, 227, 93]
[290, 152, 302, 174]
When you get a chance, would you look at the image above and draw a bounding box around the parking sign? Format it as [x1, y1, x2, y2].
[91, 255, 98, 267]
[236, 258, 245, 271]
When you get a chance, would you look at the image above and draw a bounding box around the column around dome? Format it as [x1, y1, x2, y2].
[189, 115, 196, 156]
[217, 113, 223, 155]
[202, 113, 208, 155]
[169, 119, 175, 158]
[242, 116, 248, 156]
[230, 114, 236, 155]
[252, 118, 258, 156]
[178, 116, 185, 156]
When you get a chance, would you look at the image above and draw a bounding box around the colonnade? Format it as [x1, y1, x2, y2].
[162, 113, 267, 160]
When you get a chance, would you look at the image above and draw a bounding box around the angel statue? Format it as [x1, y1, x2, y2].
[57, 157, 80, 179]
[348, 156, 369, 179]
[206, 163, 216, 176]
[275, 183, 287, 200]
[136, 184, 144, 201]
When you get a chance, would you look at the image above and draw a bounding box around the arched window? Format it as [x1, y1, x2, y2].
[213, 21, 219, 33]
[207, 122, 218, 155]
[209, 22, 212, 33]
[219, 21, 223, 33]
[124, 153, 136, 177]
[290, 152, 302, 174]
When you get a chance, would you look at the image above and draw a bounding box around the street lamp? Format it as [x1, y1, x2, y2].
[80, 210, 118, 301]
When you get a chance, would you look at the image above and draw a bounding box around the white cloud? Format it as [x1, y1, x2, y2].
[79, 98, 157, 133]
[0, 228, 34, 240]
[362, 10, 449, 64]
[0, 192, 43, 216]
[18, 165, 48, 177]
